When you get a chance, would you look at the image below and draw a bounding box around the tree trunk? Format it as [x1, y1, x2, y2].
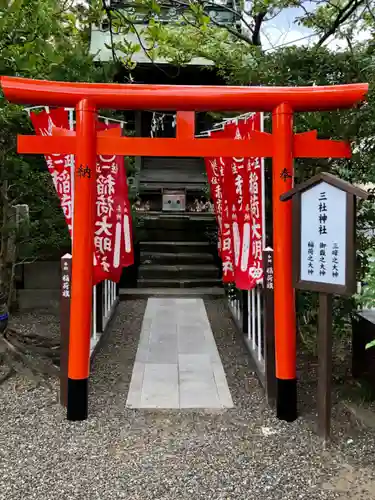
[0, 180, 15, 308]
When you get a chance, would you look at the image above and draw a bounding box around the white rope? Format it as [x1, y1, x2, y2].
[150, 111, 255, 138]
[151, 112, 166, 137]
[195, 111, 256, 138]
[23, 106, 127, 127]
[24, 106, 255, 137]
[98, 115, 126, 126]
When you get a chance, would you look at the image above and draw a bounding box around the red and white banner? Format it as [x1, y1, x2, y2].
[223, 120, 248, 288]
[94, 122, 134, 284]
[244, 114, 264, 288]
[204, 113, 264, 289]
[119, 154, 134, 269]
[205, 157, 222, 254]
[221, 159, 236, 283]
[30, 108, 74, 235]
[30, 108, 134, 285]
[205, 128, 235, 283]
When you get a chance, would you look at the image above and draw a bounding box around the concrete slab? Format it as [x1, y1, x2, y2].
[140, 363, 179, 408]
[126, 361, 145, 408]
[126, 298, 233, 409]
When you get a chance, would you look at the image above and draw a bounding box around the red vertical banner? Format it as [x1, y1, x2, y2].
[221, 156, 236, 283]
[215, 121, 241, 286]
[203, 113, 264, 289]
[94, 124, 121, 284]
[244, 114, 264, 288]
[31, 110, 134, 285]
[204, 127, 235, 283]
[224, 121, 249, 289]
[94, 122, 134, 285]
[30, 108, 73, 235]
[117, 154, 134, 268]
[228, 114, 264, 289]
[204, 157, 223, 255]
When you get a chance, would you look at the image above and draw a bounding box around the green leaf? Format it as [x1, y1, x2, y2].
[366, 339, 375, 350]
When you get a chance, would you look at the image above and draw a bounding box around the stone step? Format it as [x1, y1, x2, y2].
[137, 278, 223, 288]
[140, 217, 216, 231]
[138, 264, 220, 280]
[120, 287, 225, 299]
[140, 251, 214, 266]
[140, 241, 212, 254]
[137, 227, 210, 242]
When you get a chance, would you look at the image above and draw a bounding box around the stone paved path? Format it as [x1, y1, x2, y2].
[126, 298, 233, 409]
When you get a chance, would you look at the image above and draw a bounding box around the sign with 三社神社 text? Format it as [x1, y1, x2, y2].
[281, 172, 369, 297]
[280, 172, 368, 441]
[300, 182, 346, 286]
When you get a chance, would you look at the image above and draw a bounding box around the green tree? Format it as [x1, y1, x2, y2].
[0, 0, 116, 383]
[98, 0, 375, 67]
[98, 0, 375, 351]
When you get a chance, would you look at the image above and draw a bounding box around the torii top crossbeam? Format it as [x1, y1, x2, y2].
[0, 77, 369, 159]
[1, 76, 368, 112]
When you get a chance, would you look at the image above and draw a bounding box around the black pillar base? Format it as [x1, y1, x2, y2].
[67, 378, 88, 421]
[276, 378, 297, 422]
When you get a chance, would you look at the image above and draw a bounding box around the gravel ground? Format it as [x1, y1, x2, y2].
[1, 299, 375, 500]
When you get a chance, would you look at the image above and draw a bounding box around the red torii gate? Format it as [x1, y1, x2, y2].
[1, 76, 368, 421]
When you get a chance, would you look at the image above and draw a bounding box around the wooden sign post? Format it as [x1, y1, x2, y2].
[263, 247, 277, 407]
[280, 172, 368, 440]
[60, 253, 72, 407]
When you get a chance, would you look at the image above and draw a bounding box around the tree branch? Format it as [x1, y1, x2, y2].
[198, 0, 254, 35]
[316, 0, 365, 47]
[210, 16, 255, 45]
[252, 11, 266, 46]
[112, 0, 257, 46]
[106, 7, 182, 78]
[365, 0, 375, 23]
[101, 0, 119, 62]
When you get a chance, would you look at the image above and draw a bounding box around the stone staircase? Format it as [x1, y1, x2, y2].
[132, 214, 223, 294]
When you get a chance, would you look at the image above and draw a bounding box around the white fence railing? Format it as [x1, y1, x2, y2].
[246, 287, 265, 373]
[226, 248, 276, 404]
[60, 253, 119, 357]
[91, 280, 119, 355]
[228, 286, 265, 377]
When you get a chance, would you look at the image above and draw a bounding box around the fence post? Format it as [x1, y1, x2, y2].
[60, 253, 72, 407]
[242, 290, 248, 334]
[96, 281, 103, 335]
[236, 287, 241, 322]
[263, 248, 277, 406]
